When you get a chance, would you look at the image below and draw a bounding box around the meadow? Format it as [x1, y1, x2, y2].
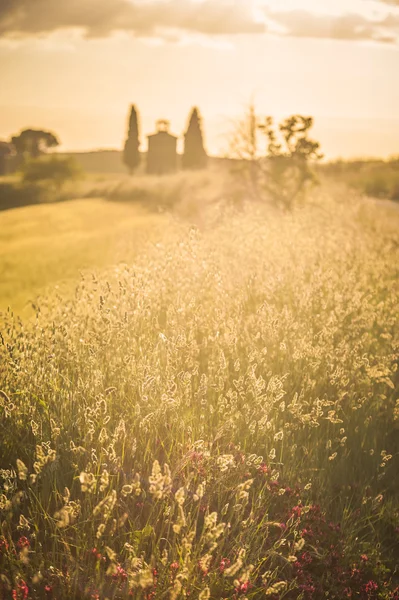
[0, 178, 399, 599]
[0, 170, 222, 315]
[0, 197, 165, 315]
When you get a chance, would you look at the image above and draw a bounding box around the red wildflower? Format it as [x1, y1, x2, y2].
[291, 505, 302, 518]
[12, 580, 29, 600]
[234, 580, 251, 595]
[91, 548, 102, 561]
[0, 536, 9, 553]
[364, 581, 378, 596]
[17, 537, 30, 549]
[258, 463, 269, 474]
[219, 558, 231, 573]
[360, 554, 369, 562]
[112, 565, 128, 581]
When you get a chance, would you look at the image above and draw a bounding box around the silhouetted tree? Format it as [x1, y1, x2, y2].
[229, 106, 323, 209]
[123, 105, 141, 174]
[182, 107, 207, 170]
[11, 129, 59, 161]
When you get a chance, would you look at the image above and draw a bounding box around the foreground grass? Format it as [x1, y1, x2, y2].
[0, 187, 399, 599]
[0, 198, 164, 314]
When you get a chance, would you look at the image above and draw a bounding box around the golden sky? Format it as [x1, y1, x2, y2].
[1, 0, 399, 158]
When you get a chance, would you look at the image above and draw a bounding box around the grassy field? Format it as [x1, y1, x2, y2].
[0, 183, 399, 599]
[320, 157, 399, 201]
[0, 198, 164, 314]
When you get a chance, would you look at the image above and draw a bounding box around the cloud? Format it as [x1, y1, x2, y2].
[265, 9, 399, 43]
[1, 0, 398, 45]
[0, 0, 265, 39]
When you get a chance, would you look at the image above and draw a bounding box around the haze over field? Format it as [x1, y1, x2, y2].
[1, 0, 399, 157]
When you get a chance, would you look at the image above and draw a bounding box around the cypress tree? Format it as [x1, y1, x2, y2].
[182, 107, 207, 170]
[123, 105, 141, 174]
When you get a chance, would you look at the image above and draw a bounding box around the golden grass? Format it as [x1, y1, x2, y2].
[0, 198, 164, 315]
[0, 184, 398, 598]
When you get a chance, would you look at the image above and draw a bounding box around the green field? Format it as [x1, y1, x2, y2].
[1, 184, 399, 599]
[0, 198, 164, 314]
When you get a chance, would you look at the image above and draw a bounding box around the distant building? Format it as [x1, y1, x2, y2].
[0, 141, 15, 176]
[147, 120, 178, 175]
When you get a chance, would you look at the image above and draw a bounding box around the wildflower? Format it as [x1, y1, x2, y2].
[234, 579, 251, 595]
[258, 463, 269, 474]
[113, 565, 128, 582]
[219, 558, 231, 573]
[361, 554, 369, 562]
[291, 505, 302, 518]
[364, 580, 378, 595]
[12, 580, 29, 600]
[91, 548, 102, 561]
[17, 536, 30, 549]
[0, 536, 9, 553]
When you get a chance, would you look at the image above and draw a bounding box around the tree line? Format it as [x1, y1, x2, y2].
[1, 105, 208, 178]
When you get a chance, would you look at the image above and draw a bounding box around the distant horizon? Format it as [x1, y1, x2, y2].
[2, 112, 399, 162]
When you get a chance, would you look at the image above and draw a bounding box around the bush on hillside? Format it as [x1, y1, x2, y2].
[21, 156, 81, 192]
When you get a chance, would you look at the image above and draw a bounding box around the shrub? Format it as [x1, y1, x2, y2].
[21, 156, 81, 192]
[229, 106, 323, 209]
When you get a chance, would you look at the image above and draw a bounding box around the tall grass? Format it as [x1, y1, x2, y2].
[0, 186, 398, 599]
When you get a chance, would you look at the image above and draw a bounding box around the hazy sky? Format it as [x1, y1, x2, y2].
[1, 0, 399, 158]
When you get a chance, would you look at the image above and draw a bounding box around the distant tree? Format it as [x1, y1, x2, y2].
[182, 107, 208, 170]
[229, 106, 323, 209]
[22, 156, 81, 192]
[11, 129, 59, 161]
[123, 105, 141, 175]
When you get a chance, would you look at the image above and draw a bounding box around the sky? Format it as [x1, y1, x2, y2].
[0, 0, 399, 158]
